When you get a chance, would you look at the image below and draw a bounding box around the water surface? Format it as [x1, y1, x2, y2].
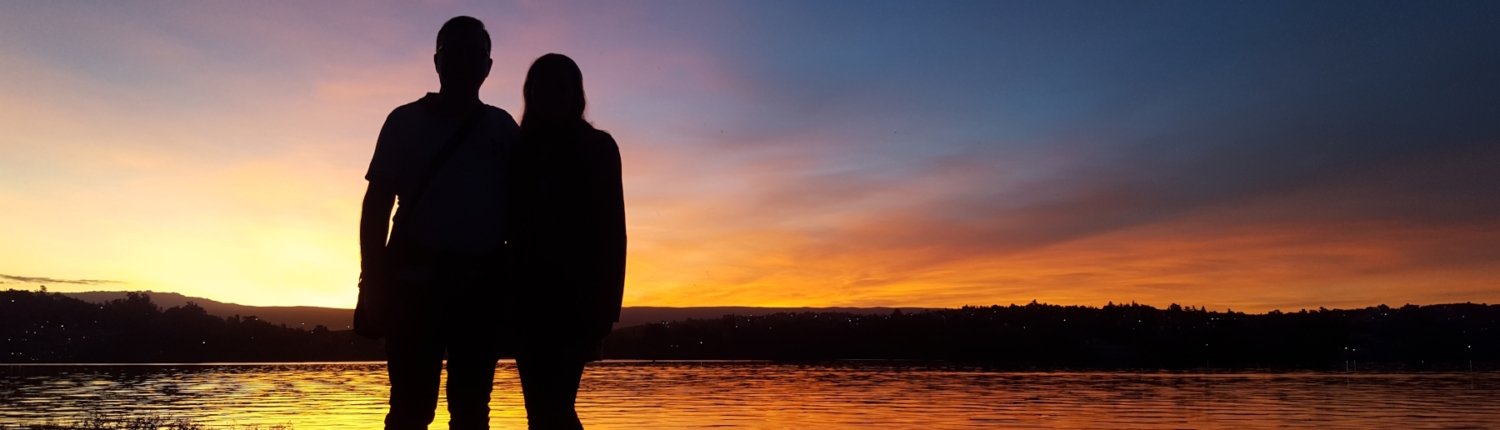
[1, 362, 1496, 429]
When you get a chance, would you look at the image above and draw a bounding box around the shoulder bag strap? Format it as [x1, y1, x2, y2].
[404, 107, 486, 210]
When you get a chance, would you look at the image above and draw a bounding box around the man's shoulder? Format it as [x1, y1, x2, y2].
[384, 98, 429, 126]
[482, 104, 512, 117]
[484, 105, 519, 129]
[385, 97, 510, 127]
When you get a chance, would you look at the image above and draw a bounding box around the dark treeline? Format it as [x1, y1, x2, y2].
[5, 289, 1498, 369]
[1, 289, 382, 362]
[604, 300, 1500, 370]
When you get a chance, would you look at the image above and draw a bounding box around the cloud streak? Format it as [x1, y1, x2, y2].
[0, 274, 122, 286]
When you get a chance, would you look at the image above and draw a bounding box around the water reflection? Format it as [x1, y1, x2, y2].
[1, 362, 1497, 429]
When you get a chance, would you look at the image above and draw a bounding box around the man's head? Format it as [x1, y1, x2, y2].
[434, 16, 492, 93]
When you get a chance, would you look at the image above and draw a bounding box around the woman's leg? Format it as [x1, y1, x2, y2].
[516, 354, 585, 430]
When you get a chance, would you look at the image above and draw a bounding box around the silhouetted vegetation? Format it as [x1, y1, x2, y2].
[604, 300, 1500, 370]
[6, 289, 1497, 369]
[1, 290, 382, 362]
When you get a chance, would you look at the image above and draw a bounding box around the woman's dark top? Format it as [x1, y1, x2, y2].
[506, 125, 626, 359]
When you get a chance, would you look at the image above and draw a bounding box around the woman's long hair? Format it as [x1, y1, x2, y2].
[521, 53, 593, 134]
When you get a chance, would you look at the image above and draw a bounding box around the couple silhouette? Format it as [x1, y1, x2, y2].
[356, 16, 626, 430]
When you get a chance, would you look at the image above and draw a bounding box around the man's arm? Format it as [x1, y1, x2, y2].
[361, 109, 403, 280]
[360, 180, 397, 278]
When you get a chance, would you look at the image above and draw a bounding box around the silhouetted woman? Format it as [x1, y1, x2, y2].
[507, 53, 626, 430]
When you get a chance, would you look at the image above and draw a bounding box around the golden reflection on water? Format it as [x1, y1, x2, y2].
[1, 362, 1498, 429]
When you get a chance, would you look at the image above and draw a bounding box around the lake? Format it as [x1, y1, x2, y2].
[1, 362, 1497, 429]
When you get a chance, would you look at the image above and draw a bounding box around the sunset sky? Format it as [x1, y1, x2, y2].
[1, 1, 1496, 311]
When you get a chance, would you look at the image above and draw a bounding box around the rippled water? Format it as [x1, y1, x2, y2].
[1, 362, 1497, 429]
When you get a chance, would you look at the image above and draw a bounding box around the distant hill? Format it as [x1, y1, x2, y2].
[602, 301, 1500, 368]
[616, 306, 932, 329]
[64, 291, 355, 331]
[15, 289, 1497, 367]
[4, 290, 381, 362]
[60, 291, 932, 331]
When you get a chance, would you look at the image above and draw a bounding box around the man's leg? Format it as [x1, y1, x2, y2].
[447, 336, 501, 430]
[516, 354, 585, 430]
[385, 332, 445, 430]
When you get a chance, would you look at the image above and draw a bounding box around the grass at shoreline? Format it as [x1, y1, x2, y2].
[0, 415, 290, 430]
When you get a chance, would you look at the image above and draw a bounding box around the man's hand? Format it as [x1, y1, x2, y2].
[354, 180, 396, 339]
[354, 270, 388, 338]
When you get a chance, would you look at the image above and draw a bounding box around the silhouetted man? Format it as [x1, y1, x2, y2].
[359, 16, 519, 430]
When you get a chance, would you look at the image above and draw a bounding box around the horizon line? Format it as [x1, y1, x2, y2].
[9, 287, 1492, 315]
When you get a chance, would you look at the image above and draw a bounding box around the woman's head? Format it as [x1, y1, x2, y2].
[522, 53, 587, 130]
